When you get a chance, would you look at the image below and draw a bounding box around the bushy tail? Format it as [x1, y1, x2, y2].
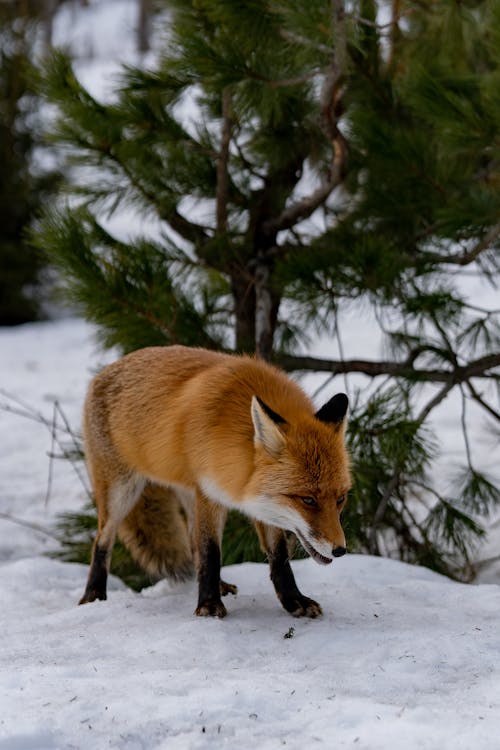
[118, 483, 194, 582]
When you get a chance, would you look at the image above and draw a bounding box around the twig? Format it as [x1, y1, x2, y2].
[469, 552, 500, 571]
[460, 385, 474, 472]
[0, 512, 59, 540]
[44, 400, 57, 507]
[334, 307, 350, 395]
[370, 473, 400, 554]
[0, 390, 92, 500]
[55, 401, 85, 462]
[424, 222, 500, 266]
[312, 373, 336, 401]
[0, 388, 80, 437]
[466, 380, 500, 422]
[416, 381, 455, 423]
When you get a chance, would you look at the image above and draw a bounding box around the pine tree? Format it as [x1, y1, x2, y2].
[35, 0, 500, 579]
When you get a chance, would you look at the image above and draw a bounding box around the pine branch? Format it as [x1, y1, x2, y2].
[369, 379, 455, 553]
[278, 29, 332, 56]
[104, 146, 214, 257]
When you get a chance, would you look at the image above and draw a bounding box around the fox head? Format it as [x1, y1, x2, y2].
[247, 393, 351, 565]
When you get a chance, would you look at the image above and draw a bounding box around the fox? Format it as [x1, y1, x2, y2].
[79, 345, 351, 618]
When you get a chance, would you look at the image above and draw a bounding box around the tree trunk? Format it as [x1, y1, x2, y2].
[254, 262, 274, 361]
[41, 0, 57, 51]
[137, 0, 152, 53]
[231, 272, 255, 353]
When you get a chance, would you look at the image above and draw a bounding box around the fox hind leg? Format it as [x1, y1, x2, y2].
[79, 473, 145, 605]
[255, 522, 322, 618]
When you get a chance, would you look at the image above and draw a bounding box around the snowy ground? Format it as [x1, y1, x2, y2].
[2, 553, 500, 750]
[1, 318, 500, 750]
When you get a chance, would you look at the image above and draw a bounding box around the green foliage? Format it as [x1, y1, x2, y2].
[221, 511, 266, 566]
[33, 207, 224, 351]
[344, 387, 485, 578]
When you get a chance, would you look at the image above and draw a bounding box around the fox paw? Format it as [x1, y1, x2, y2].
[195, 599, 227, 618]
[285, 596, 322, 619]
[78, 588, 107, 605]
[220, 579, 238, 597]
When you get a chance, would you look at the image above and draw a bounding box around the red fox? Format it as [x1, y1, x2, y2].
[80, 346, 351, 618]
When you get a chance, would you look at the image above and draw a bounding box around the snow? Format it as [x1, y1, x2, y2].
[2, 318, 500, 750]
[1, 554, 500, 749]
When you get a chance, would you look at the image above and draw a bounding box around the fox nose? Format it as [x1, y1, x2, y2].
[332, 546, 346, 558]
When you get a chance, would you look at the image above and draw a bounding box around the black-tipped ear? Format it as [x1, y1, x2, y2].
[251, 396, 286, 456]
[315, 393, 349, 425]
[255, 396, 286, 425]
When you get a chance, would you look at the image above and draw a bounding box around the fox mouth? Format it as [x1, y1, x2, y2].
[296, 531, 333, 566]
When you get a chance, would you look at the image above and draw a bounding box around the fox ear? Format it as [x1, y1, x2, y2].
[251, 396, 286, 456]
[315, 393, 349, 428]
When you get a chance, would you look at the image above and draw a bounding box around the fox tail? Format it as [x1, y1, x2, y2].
[118, 483, 194, 582]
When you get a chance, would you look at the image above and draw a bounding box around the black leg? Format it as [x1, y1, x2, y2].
[195, 538, 227, 618]
[256, 525, 322, 618]
[79, 544, 109, 604]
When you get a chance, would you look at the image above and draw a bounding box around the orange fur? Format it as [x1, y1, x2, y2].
[80, 345, 351, 616]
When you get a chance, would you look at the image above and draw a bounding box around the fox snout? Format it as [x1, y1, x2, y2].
[295, 527, 347, 566]
[332, 545, 346, 558]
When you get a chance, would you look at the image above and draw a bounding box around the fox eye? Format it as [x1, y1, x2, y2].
[301, 496, 318, 508]
[337, 494, 346, 508]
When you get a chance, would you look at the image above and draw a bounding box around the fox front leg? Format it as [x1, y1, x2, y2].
[194, 489, 228, 618]
[256, 522, 322, 618]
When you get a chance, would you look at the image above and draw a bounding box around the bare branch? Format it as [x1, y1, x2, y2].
[262, 178, 340, 235]
[167, 208, 210, 248]
[275, 351, 500, 383]
[424, 223, 500, 266]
